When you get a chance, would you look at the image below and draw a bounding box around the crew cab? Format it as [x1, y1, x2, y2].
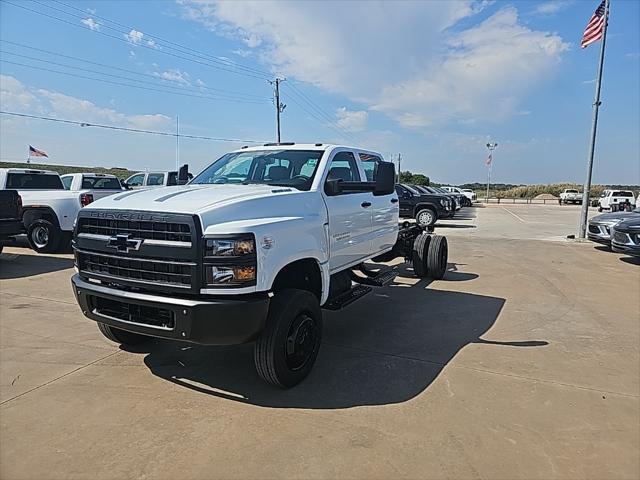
[0, 190, 23, 253]
[598, 190, 636, 212]
[0, 168, 93, 253]
[395, 184, 452, 226]
[559, 189, 582, 205]
[61, 173, 124, 200]
[124, 169, 192, 189]
[71, 144, 450, 388]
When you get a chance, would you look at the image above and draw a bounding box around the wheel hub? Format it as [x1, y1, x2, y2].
[285, 313, 317, 371]
[32, 226, 49, 248]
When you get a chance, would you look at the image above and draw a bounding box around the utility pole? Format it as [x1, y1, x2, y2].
[579, 0, 610, 238]
[397, 153, 402, 183]
[485, 142, 498, 202]
[269, 78, 286, 143]
[175, 115, 179, 172]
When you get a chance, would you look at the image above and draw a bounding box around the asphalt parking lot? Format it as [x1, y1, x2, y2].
[1, 204, 638, 480]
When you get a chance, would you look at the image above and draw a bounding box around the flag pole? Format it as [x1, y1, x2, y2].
[579, 0, 610, 238]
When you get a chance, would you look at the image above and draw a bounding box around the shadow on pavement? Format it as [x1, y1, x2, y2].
[619, 256, 640, 266]
[434, 224, 476, 229]
[143, 268, 547, 409]
[0, 251, 74, 279]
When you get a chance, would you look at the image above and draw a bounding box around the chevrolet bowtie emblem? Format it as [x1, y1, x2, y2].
[107, 234, 142, 253]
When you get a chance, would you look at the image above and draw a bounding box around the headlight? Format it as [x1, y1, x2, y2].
[203, 235, 256, 287]
[439, 199, 446, 206]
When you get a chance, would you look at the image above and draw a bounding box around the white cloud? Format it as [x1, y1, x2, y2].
[86, 8, 97, 15]
[180, 1, 568, 128]
[81, 17, 100, 31]
[153, 69, 191, 85]
[232, 48, 251, 58]
[533, 1, 571, 15]
[1, 75, 171, 130]
[146, 38, 157, 48]
[195, 78, 206, 87]
[125, 29, 144, 44]
[335, 107, 368, 132]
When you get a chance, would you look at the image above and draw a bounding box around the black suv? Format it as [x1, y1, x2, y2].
[395, 184, 452, 226]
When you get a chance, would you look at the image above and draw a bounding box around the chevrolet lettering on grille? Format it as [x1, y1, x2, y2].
[107, 234, 143, 253]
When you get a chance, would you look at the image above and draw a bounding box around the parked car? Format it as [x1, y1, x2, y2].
[61, 173, 124, 200]
[0, 190, 23, 253]
[611, 217, 640, 257]
[396, 183, 452, 226]
[411, 185, 457, 217]
[460, 189, 477, 202]
[125, 168, 192, 189]
[433, 186, 466, 208]
[441, 186, 472, 207]
[588, 207, 640, 246]
[0, 168, 94, 253]
[559, 189, 582, 205]
[598, 190, 636, 212]
[71, 143, 450, 388]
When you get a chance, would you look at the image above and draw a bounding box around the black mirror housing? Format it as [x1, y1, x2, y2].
[177, 164, 190, 185]
[324, 179, 342, 196]
[374, 162, 395, 196]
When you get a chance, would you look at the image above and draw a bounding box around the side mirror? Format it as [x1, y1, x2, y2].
[324, 179, 342, 196]
[374, 162, 395, 196]
[121, 180, 131, 190]
[177, 164, 190, 185]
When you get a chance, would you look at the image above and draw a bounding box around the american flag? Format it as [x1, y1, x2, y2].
[581, 1, 607, 49]
[485, 153, 492, 166]
[28, 145, 48, 158]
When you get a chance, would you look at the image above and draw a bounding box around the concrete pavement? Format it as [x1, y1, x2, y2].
[1, 205, 638, 479]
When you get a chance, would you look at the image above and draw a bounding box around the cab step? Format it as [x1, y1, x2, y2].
[323, 285, 372, 311]
[351, 268, 397, 287]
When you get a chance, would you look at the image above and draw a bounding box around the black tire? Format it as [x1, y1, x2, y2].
[411, 233, 431, 278]
[26, 219, 61, 253]
[254, 289, 322, 388]
[415, 207, 437, 227]
[0, 245, 3, 254]
[598, 207, 603, 212]
[427, 235, 448, 280]
[97, 323, 149, 345]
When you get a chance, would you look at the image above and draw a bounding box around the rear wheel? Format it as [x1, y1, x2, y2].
[415, 208, 437, 227]
[427, 235, 448, 279]
[254, 289, 322, 388]
[27, 219, 61, 253]
[412, 233, 431, 278]
[97, 323, 149, 345]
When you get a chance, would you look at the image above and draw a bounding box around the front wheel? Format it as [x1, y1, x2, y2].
[416, 208, 437, 227]
[26, 219, 61, 253]
[254, 289, 322, 388]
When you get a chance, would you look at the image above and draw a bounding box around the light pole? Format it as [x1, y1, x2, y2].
[485, 142, 498, 202]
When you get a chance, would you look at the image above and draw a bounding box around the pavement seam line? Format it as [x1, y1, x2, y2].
[0, 292, 77, 305]
[501, 207, 527, 223]
[323, 341, 640, 399]
[0, 350, 120, 406]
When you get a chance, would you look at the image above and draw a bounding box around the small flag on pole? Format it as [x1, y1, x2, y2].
[28, 145, 48, 158]
[485, 153, 492, 166]
[581, 0, 606, 49]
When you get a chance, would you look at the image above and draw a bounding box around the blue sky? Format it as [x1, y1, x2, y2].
[0, 0, 638, 185]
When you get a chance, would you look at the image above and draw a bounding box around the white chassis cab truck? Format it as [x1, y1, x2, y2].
[71, 144, 449, 388]
[0, 168, 94, 252]
[559, 189, 582, 205]
[61, 173, 124, 200]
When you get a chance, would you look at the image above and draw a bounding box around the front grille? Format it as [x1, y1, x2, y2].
[588, 224, 600, 234]
[613, 231, 630, 244]
[78, 250, 193, 288]
[78, 217, 191, 243]
[93, 296, 175, 330]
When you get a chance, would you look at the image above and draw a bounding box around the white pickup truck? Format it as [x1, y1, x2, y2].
[71, 143, 449, 388]
[598, 190, 636, 212]
[61, 173, 124, 200]
[0, 168, 94, 252]
[124, 169, 192, 189]
[559, 189, 582, 205]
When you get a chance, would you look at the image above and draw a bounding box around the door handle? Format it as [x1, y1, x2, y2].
[361, 201, 372, 208]
[390, 198, 399, 203]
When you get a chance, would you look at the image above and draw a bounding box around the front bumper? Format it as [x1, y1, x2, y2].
[611, 231, 640, 257]
[71, 274, 270, 345]
[587, 223, 613, 245]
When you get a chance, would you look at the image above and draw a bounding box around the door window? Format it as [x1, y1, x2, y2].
[359, 153, 382, 181]
[147, 173, 165, 186]
[61, 176, 72, 189]
[325, 151, 363, 195]
[126, 174, 145, 187]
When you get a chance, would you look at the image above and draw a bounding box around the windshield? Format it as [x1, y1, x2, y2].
[191, 149, 323, 191]
[6, 173, 63, 189]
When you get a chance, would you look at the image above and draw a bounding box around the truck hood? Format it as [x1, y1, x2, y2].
[85, 184, 300, 214]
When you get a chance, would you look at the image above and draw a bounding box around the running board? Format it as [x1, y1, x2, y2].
[351, 268, 397, 287]
[323, 285, 372, 311]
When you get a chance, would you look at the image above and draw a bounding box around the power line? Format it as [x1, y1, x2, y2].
[3, 0, 271, 81]
[50, 0, 273, 79]
[0, 59, 270, 105]
[0, 50, 271, 103]
[1, 40, 270, 100]
[0, 111, 267, 143]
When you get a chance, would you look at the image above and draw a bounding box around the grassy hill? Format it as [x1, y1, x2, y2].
[0, 161, 135, 179]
